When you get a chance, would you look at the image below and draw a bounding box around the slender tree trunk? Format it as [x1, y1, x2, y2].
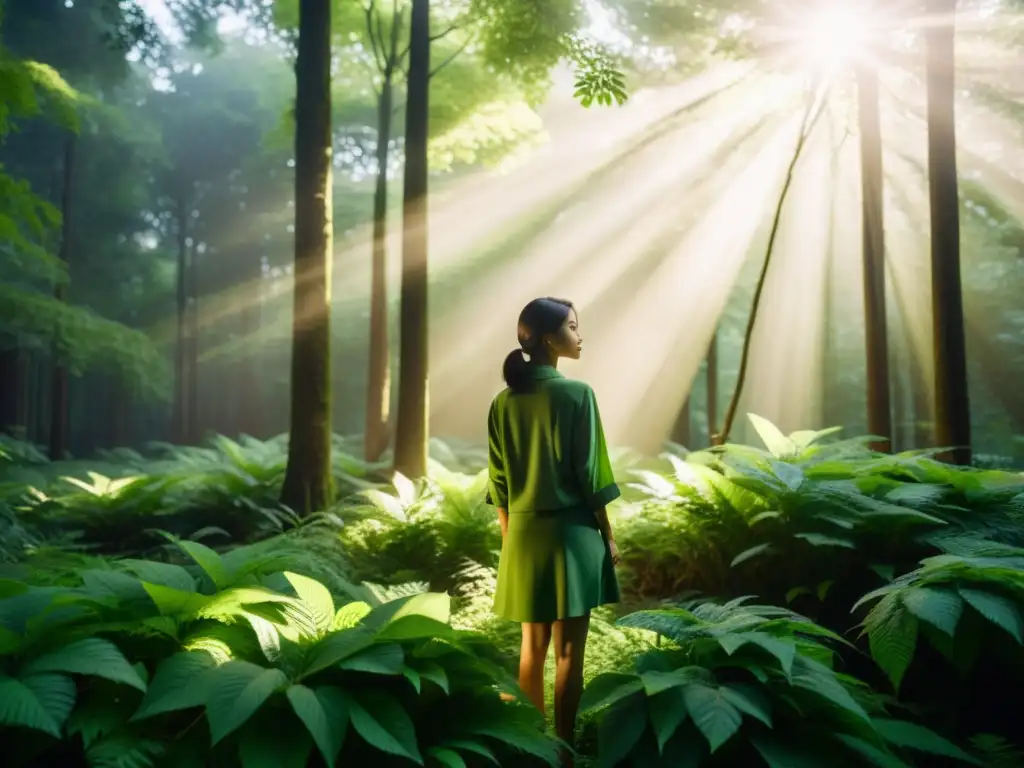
[393, 0, 430, 479]
[365, 73, 394, 462]
[281, 0, 334, 514]
[925, 0, 971, 465]
[174, 191, 190, 444]
[187, 237, 200, 443]
[49, 134, 75, 460]
[0, 350, 19, 434]
[706, 334, 718, 447]
[856, 65, 892, 451]
[670, 395, 691, 448]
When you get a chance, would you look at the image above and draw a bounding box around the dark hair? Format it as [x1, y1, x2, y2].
[502, 297, 575, 392]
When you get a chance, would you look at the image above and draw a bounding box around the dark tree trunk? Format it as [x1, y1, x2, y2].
[187, 238, 200, 443]
[706, 333, 718, 447]
[49, 134, 75, 460]
[925, 0, 971, 465]
[174, 191, 190, 444]
[393, 0, 430, 479]
[281, 0, 334, 514]
[670, 395, 692, 448]
[365, 73, 394, 462]
[856, 65, 892, 451]
[0, 350, 24, 436]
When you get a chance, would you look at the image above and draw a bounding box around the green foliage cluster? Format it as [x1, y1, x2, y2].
[2, 416, 1023, 764]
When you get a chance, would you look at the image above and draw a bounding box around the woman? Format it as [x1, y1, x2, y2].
[486, 297, 621, 766]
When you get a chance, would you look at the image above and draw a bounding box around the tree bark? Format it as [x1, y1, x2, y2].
[706, 333, 718, 447]
[856, 64, 892, 452]
[925, 0, 971, 465]
[365, 73, 394, 462]
[281, 0, 335, 514]
[393, 0, 430, 479]
[174, 190, 190, 444]
[49, 133, 75, 460]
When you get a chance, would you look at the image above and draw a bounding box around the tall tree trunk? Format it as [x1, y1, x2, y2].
[281, 0, 334, 514]
[706, 333, 718, 447]
[187, 238, 200, 443]
[174, 191, 190, 444]
[0, 351, 24, 436]
[49, 134, 75, 460]
[925, 0, 971, 465]
[856, 65, 892, 451]
[393, 0, 430, 479]
[670, 395, 691, 448]
[365, 73, 394, 462]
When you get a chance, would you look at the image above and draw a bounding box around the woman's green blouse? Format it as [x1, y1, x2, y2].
[486, 365, 620, 513]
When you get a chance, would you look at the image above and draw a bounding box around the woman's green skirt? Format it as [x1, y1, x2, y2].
[493, 504, 620, 623]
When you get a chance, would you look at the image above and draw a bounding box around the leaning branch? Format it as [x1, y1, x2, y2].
[715, 81, 833, 446]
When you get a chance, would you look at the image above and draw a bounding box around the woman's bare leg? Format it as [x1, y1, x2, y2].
[519, 622, 553, 715]
[552, 614, 591, 767]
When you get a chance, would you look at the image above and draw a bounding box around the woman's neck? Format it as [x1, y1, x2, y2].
[530, 349, 557, 368]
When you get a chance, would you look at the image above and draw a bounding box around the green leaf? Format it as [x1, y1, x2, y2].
[164, 535, 228, 589]
[794, 532, 856, 549]
[836, 734, 913, 768]
[731, 543, 774, 568]
[959, 588, 1024, 643]
[285, 572, 335, 635]
[753, 735, 822, 768]
[375, 615, 454, 643]
[873, 718, 982, 764]
[286, 684, 351, 768]
[349, 690, 423, 764]
[597, 693, 647, 767]
[415, 660, 449, 693]
[205, 660, 289, 744]
[333, 601, 371, 630]
[717, 632, 796, 676]
[790, 656, 869, 722]
[748, 414, 796, 457]
[441, 739, 499, 765]
[864, 593, 919, 692]
[302, 627, 374, 678]
[132, 651, 218, 721]
[649, 686, 688, 754]
[720, 683, 772, 727]
[901, 587, 963, 638]
[681, 683, 742, 753]
[428, 747, 467, 768]
[0, 673, 76, 737]
[339, 642, 405, 675]
[402, 666, 421, 693]
[579, 672, 643, 714]
[238, 710, 313, 768]
[22, 638, 146, 691]
[83, 732, 166, 768]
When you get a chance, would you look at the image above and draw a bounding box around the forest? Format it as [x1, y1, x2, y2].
[1, 0, 1024, 765]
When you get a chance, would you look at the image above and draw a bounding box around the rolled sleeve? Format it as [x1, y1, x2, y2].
[486, 400, 508, 508]
[573, 386, 621, 510]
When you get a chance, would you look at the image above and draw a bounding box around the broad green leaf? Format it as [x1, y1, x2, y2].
[794, 532, 856, 549]
[428, 747, 467, 768]
[959, 588, 1024, 643]
[748, 414, 796, 457]
[141, 583, 210, 616]
[720, 682, 772, 727]
[772, 461, 804, 491]
[901, 587, 963, 638]
[717, 632, 796, 676]
[349, 691, 423, 764]
[730, 543, 773, 568]
[441, 739, 499, 765]
[402, 665, 421, 692]
[790, 656, 869, 722]
[864, 594, 918, 692]
[286, 684, 351, 767]
[339, 642, 405, 675]
[333, 601, 371, 630]
[302, 627, 374, 678]
[464, 718, 561, 762]
[414, 659, 449, 693]
[22, 638, 146, 691]
[0, 673, 76, 737]
[836, 734, 913, 768]
[83, 732, 166, 767]
[579, 672, 643, 714]
[681, 683, 742, 753]
[640, 668, 706, 697]
[375, 615, 454, 643]
[284, 572, 334, 635]
[597, 694, 647, 767]
[121, 560, 196, 592]
[752, 735, 822, 768]
[649, 686, 688, 753]
[132, 651, 218, 720]
[165, 535, 228, 589]
[205, 661, 289, 744]
[873, 718, 982, 764]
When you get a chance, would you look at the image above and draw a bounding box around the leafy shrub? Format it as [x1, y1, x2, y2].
[0, 537, 559, 767]
[578, 598, 980, 766]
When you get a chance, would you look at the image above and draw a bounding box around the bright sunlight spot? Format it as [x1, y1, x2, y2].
[799, 3, 872, 66]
